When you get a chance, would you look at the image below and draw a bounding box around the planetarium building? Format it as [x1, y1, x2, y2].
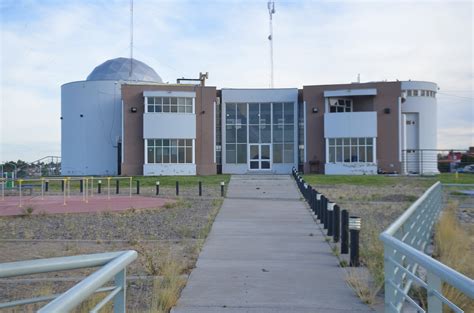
[61, 57, 438, 176]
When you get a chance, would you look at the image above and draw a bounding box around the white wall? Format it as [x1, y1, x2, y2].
[324, 112, 377, 138]
[401, 81, 438, 174]
[143, 114, 196, 139]
[61, 80, 122, 176]
[143, 164, 196, 176]
[325, 163, 377, 175]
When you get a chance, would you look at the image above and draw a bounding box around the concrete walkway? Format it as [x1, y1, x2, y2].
[172, 175, 373, 313]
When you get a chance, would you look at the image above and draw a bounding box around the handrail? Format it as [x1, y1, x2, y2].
[380, 182, 474, 312]
[0, 251, 124, 278]
[0, 250, 137, 312]
[383, 182, 441, 236]
[380, 234, 474, 297]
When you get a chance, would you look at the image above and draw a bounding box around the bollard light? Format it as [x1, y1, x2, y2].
[327, 202, 335, 236]
[349, 216, 361, 230]
[156, 181, 160, 196]
[316, 193, 322, 219]
[333, 205, 341, 243]
[98, 180, 102, 194]
[341, 210, 349, 254]
[349, 216, 361, 267]
[221, 181, 225, 197]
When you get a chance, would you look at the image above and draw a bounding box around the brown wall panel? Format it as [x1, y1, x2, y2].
[303, 81, 401, 174]
[121, 84, 217, 176]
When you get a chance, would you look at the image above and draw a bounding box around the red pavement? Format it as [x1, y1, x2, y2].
[0, 195, 174, 216]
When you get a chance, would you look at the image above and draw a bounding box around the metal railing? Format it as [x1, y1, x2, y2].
[402, 148, 472, 175]
[0, 250, 137, 312]
[380, 182, 474, 312]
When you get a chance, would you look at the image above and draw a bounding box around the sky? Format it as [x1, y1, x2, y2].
[0, 0, 473, 162]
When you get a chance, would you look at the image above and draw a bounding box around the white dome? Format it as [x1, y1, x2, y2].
[86, 57, 163, 82]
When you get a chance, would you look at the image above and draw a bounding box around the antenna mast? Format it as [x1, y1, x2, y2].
[129, 0, 134, 78]
[267, 1, 275, 88]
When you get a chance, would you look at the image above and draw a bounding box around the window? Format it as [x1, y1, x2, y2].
[327, 137, 375, 163]
[146, 97, 193, 113]
[225, 103, 248, 164]
[329, 98, 352, 113]
[273, 102, 294, 163]
[147, 139, 193, 164]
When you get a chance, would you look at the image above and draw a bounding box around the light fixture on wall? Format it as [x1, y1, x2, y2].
[130, 107, 138, 113]
[384, 108, 391, 114]
[312, 107, 318, 113]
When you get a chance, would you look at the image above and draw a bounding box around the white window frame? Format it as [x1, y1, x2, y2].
[329, 98, 353, 113]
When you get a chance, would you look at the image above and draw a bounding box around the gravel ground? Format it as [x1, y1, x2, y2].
[0, 193, 223, 312]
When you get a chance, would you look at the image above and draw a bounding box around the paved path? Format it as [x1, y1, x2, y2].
[172, 175, 373, 313]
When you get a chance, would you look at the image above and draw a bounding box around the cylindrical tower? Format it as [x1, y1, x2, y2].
[401, 81, 438, 174]
[61, 57, 162, 176]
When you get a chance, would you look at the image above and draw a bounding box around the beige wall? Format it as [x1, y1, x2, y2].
[303, 81, 402, 174]
[121, 84, 217, 176]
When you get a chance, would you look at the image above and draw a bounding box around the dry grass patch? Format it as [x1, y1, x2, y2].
[434, 203, 474, 312]
[345, 269, 382, 305]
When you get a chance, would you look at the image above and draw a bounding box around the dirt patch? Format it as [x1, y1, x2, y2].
[0, 193, 223, 312]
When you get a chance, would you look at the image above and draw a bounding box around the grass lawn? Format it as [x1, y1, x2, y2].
[303, 173, 474, 187]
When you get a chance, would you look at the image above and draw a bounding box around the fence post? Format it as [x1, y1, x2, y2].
[333, 204, 340, 243]
[116, 180, 120, 194]
[199, 181, 202, 196]
[176, 181, 179, 196]
[61, 179, 65, 192]
[80, 179, 83, 193]
[341, 210, 349, 254]
[136, 180, 140, 195]
[45, 180, 49, 192]
[114, 269, 126, 313]
[349, 216, 361, 267]
[427, 272, 443, 312]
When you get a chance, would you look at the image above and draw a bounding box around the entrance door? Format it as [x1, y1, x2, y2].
[249, 144, 271, 170]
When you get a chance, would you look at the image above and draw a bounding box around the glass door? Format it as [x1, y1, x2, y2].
[249, 144, 271, 170]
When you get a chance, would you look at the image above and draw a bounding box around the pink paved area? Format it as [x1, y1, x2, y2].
[0, 195, 175, 216]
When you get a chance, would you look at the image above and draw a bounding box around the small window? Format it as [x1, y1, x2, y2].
[407, 90, 413, 97]
[413, 90, 419, 96]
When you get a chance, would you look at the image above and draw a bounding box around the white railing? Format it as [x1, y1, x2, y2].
[380, 182, 474, 312]
[0, 250, 137, 312]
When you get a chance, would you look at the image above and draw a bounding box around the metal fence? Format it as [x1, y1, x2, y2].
[380, 182, 474, 312]
[0, 250, 137, 312]
[402, 149, 473, 175]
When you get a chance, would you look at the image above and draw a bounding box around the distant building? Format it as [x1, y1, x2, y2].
[61, 58, 438, 176]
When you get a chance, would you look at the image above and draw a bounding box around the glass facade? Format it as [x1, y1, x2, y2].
[225, 102, 295, 166]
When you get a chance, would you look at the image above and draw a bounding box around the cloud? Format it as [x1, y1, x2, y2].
[1, 0, 473, 161]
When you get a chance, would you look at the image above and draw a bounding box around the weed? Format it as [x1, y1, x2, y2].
[345, 269, 382, 305]
[339, 259, 348, 267]
[149, 257, 186, 313]
[21, 206, 34, 216]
